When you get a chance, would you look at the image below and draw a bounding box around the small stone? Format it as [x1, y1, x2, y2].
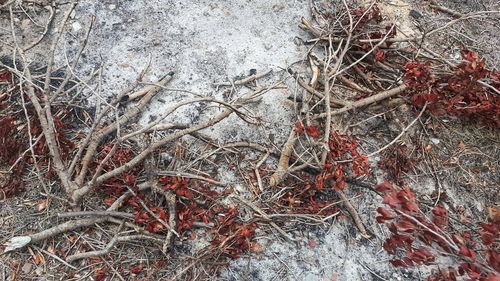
[109, 4, 116, 10]
[72, 21, 82, 32]
[272, 4, 285, 13]
[410, 10, 423, 19]
[430, 138, 440, 145]
[21, 263, 33, 274]
[21, 19, 31, 28]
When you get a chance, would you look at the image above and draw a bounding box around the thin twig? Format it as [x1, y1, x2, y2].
[366, 102, 427, 158]
[214, 69, 272, 87]
[232, 196, 296, 242]
[57, 211, 134, 220]
[335, 189, 371, 239]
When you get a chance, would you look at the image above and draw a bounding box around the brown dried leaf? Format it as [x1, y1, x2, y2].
[36, 199, 48, 212]
[487, 207, 500, 223]
[32, 253, 45, 265]
[250, 242, 264, 253]
[47, 245, 55, 254]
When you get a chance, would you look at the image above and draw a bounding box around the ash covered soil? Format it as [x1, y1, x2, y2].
[0, 0, 499, 280]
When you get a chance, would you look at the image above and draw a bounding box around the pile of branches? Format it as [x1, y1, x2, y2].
[267, 0, 499, 227]
[1, 0, 499, 279]
[0, 2, 276, 278]
[264, 1, 499, 279]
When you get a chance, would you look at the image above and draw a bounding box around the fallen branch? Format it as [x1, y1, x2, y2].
[57, 211, 134, 220]
[288, 68, 349, 106]
[269, 124, 299, 187]
[66, 234, 163, 263]
[214, 69, 272, 87]
[335, 188, 371, 239]
[3, 217, 110, 253]
[316, 84, 408, 119]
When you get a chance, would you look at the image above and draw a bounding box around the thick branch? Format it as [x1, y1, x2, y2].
[75, 72, 174, 186]
[316, 84, 407, 119]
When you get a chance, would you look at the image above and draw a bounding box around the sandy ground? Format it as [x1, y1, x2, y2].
[67, 2, 416, 279]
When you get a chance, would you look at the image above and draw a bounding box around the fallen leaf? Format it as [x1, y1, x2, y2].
[47, 245, 55, 254]
[305, 125, 321, 138]
[488, 207, 500, 223]
[94, 268, 108, 281]
[307, 239, 317, 249]
[36, 199, 48, 212]
[129, 263, 145, 274]
[103, 197, 116, 206]
[250, 242, 264, 253]
[32, 253, 45, 265]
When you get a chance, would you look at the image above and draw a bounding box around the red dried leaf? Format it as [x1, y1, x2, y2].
[404, 52, 500, 127]
[134, 211, 149, 224]
[390, 259, 409, 267]
[307, 240, 317, 249]
[94, 268, 108, 281]
[387, 222, 399, 234]
[0, 71, 13, 82]
[375, 180, 393, 193]
[129, 263, 145, 274]
[123, 173, 136, 185]
[407, 248, 435, 265]
[459, 246, 477, 261]
[398, 188, 419, 213]
[103, 197, 116, 206]
[487, 207, 500, 223]
[175, 188, 193, 199]
[305, 125, 321, 138]
[432, 205, 448, 229]
[376, 207, 395, 223]
[395, 218, 416, 233]
[480, 224, 499, 246]
[238, 225, 254, 238]
[487, 250, 500, 273]
[429, 267, 458, 281]
[375, 50, 386, 61]
[383, 234, 413, 254]
[484, 274, 500, 281]
[294, 121, 305, 134]
[382, 193, 400, 208]
[352, 155, 370, 176]
[401, 201, 419, 213]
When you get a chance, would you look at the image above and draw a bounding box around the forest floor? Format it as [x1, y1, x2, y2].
[0, 0, 499, 280]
